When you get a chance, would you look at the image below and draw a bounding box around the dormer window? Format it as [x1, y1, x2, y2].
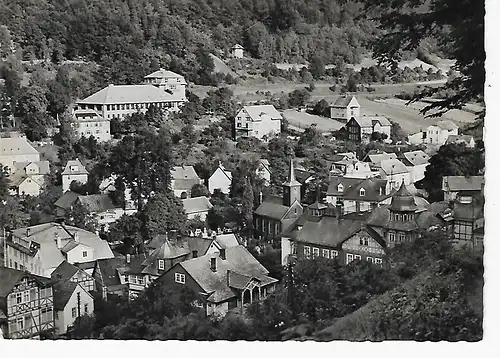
[158, 259, 165, 270]
[359, 188, 365, 197]
[337, 184, 344, 192]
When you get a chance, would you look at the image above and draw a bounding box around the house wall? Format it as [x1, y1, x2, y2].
[425, 126, 458, 146]
[373, 123, 391, 138]
[408, 132, 424, 145]
[409, 163, 429, 183]
[55, 284, 94, 335]
[341, 231, 385, 259]
[4, 244, 44, 276]
[380, 171, 411, 189]
[234, 109, 281, 140]
[254, 216, 282, 240]
[158, 265, 205, 301]
[66, 245, 95, 265]
[330, 104, 360, 122]
[232, 48, 244, 58]
[17, 178, 42, 196]
[62, 174, 88, 193]
[73, 116, 111, 143]
[208, 169, 231, 194]
[76, 101, 184, 122]
[256, 165, 271, 186]
[144, 77, 187, 100]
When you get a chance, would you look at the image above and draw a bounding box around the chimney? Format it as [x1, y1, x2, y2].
[220, 248, 226, 260]
[210, 257, 217, 272]
[192, 250, 198, 258]
[126, 254, 131, 264]
[259, 191, 263, 204]
[26, 228, 31, 237]
[336, 204, 342, 222]
[74, 232, 79, 243]
[55, 233, 62, 250]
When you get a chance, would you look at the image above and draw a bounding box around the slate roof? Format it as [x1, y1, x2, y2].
[401, 150, 429, 167]
[54, 191, 81, 210]
[351, 116, 372, 128]
[366, 205, 443, 232]
[62, 159, 88, 175]
[388, 183, 418, 212]
[9, 223, 114, 274]
[178, 246, 277, 303]
[50, 261, 79, 283]
[78, 84, 185, 105]
[379, 159, 409, 175]
[95, 258, 126, 287]
[215, 234, 239, 248]
[369, 115, 391, 126]
[446, 135, 474, 145]
[0, 268, 27, 298]
[241, 105, 282, 121]
[182, 196, 213, 215]
[171, 166, 201, 191]
[294, 168, 314, 184]
[8, 171, 45, 187]
[435, 120, 459, 131]
[332, 95, 357, 108]
[329, 177, 390, 202]
[254, 201, 290, 220]
[452, 198, 484, 220]
[442, 176, 484, 192]
[188, 237, 214, 256]
[326, 177, 365, 196]
[0, 137, 39, 157]
[365, 152, 397, 166]
[78, 194, 118, 212]
[53, 281, 78, 311]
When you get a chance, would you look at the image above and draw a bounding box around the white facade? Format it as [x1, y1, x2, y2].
[65, 242, 95, 265]
[72, 109, 111, 142]
[408, 163, 429, 183]
[208, 164, 232, 195]
[231, 44, 244, 59]
[410, 121, 459, 146]
[373, 122, 392, 138]
[55, 284, 94, 335]
[234, 105, 282, 140]
[0, 135, 40, 173]
[330, 96, 360, 122]
[143, 68, 187, 101]
[344, 162, 378, 179]
[62, 160, 89, 193]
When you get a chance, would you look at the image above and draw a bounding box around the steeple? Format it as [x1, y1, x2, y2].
[388, 181, 417, 212]
[282, 158, 302, 207]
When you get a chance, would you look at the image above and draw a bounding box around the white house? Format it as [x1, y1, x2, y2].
[343, 161, 378, 179]
[170, 166, 203, 198]
[62, 159, 89, 193]
[208, 162, 232, 195]
[445, 135, 476, 148]
[143, 68, 187, 101]
[408, 120, 459, 146]
[256, 159, 271, 186]
[231, 44, 244, 58]
[53, 281, 94, 335]
[400, 150, 430, 183]
[72, 108, 111, 142]
[345, 115, 392, 143]
[0, 132, 40, 173]
[9, 160, 50, 197]
[234, 105, 282, 140]
[74, 84, 187, 121]
[330, 95, 360, 123]
[379, 159, 411, 190]
[182, 196, 214, 221]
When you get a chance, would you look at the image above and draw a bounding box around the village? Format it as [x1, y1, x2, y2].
[0, 0, 487, 342]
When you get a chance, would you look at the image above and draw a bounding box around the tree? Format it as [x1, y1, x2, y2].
[142, 191, 188, 238]
[311, 99, 330, 117]
[362, 0, 484, 118]
[421, 144, 484, 201]
[345, 76, 358, 92]
[190, 183, 210, 198]
[288, 89, 311, 108]
[0, 164, 10, 201]
[390, 120, 407, 143]
[309, 55, 325, 79]
[64, 201, 98, 232]
[107, 214, 144, 254]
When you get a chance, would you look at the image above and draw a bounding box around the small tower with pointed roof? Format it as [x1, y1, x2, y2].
[282, 159, 302, 207]
[388, 181, 418, 222]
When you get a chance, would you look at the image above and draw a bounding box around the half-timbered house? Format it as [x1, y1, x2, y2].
[0, 267, 54, 339]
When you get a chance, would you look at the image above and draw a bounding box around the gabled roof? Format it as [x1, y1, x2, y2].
[241, 105, 282, 122]
[332, 95, 358, 108]
[335, 177, 390, 202]
[54, 191, 81, 210]
[78, 194, 118, 213]
[177, 246, 276, 303]
[435, 120, 458, 131]
[442, 176, 484, 192]
[364, 151, 397, 166]
[211, 163, 232, 181]
[182, 196, 213, 215]
[254, 201, 290, 220]
[326, 177, 364, 196]
[13, 160, 50, 175]
[401, 150, 430, 166]
[350, 116, 373, 128]
[0, 136, 40, 157]
[51, 261, 79, 283]
[215, 234, 239, 248]
[379, 159, 409, 175]
[144, 68, 185, 80]
[369, 115, 391, 127]
[53, 280, 78, 311]
[232, 44, 244, 49]
[0, 268, 50, 299]
[62, 159, 88, 175]
[77, 84, 184, 105]
[95, 258, 126, 287]
[171, 166, 200, 180]
[283, 159, 301, 187]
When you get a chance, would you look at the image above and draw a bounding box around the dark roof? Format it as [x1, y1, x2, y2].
[388, 183, 418, 212]
[188, 237, 215, 256]
[96, 258, 126, 287]
[0, 268, 26, 298]
[446, 135, 474, 145]
[78, 194, 118, 212]
[177, 246, 277, 303]
[443, 176, 484, 192]
[54, 191, 80, 210]
[337, 177, 389, 202]
[366, 205, 443, 232]
[332, 95, 357, 108]
[294, 168, 314, 184]
[53, 281, 78, 311]
[254, 201, 290, 220]
[227, 271, 254, 290]
[51, 261, 79, 283]
[326, 177, 364, 196]
[123, 254, 148, 275]
[452, 198, 484, 220]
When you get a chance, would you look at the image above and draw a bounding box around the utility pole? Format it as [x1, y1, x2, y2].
[77, 291, 81, 320]
[287, 259, 296, 322]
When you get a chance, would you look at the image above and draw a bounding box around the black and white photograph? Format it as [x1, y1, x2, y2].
[0, 0, 493, 348]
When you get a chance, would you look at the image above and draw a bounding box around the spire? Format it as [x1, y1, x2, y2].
[283, 158, 301, 187]
[388, 181, 417, 212]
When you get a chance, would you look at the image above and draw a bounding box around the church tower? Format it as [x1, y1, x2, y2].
[282, 159, 302, 207]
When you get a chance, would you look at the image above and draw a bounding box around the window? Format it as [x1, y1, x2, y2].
[82, 251, 87, 258]
[30, 288, 36, 301]
[291, 243, 297, 255]
[130, 276, 137, 284]
[138, 277, 144, 285]
[312, 247, 320, 258]
[14, 262, 17, 269]
[41, 308, 52, 323]
[23, 291, 29, 302]
[237, 123, 241, 128]
[402, 214, 408, 221]
[72, 307, 77, 318]
[16, 292, 22, 304]
[359, 237, 369, 246]
[84, 304, 89, 314]
[124, 275, 128, 283]
[374, 258, 383, 265]
[354, 254, 361, 261]
[395, 213, 400, 221]
[337, 184, 344, 192]
[304, 246, 311, 259]
[331, 250, 338, 258]
[366, 257, 374, 263]
[17, 317, 24, 330]
[322, 249, 330, 258]
[398, 233, 406, 242]
[40, 288, 51, 298]
[175, 273, 186, 284]
[25, 315, 32, 329]
[359, 188, 365, 197]
[158, 259, 165, 270]
[346, 253, 354, 264]
[388, 232, 396, 242]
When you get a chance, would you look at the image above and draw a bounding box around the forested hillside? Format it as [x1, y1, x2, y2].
[0, 0, 390, 85]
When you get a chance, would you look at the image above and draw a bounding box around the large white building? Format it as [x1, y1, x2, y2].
[330, 95, 360, 123]
[234, 105, 282, 140]
[143, 68, 187, 101]
[0, 133, 40, 173]
[408, 120, 459, 147]
[72, 108, 111, 142]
